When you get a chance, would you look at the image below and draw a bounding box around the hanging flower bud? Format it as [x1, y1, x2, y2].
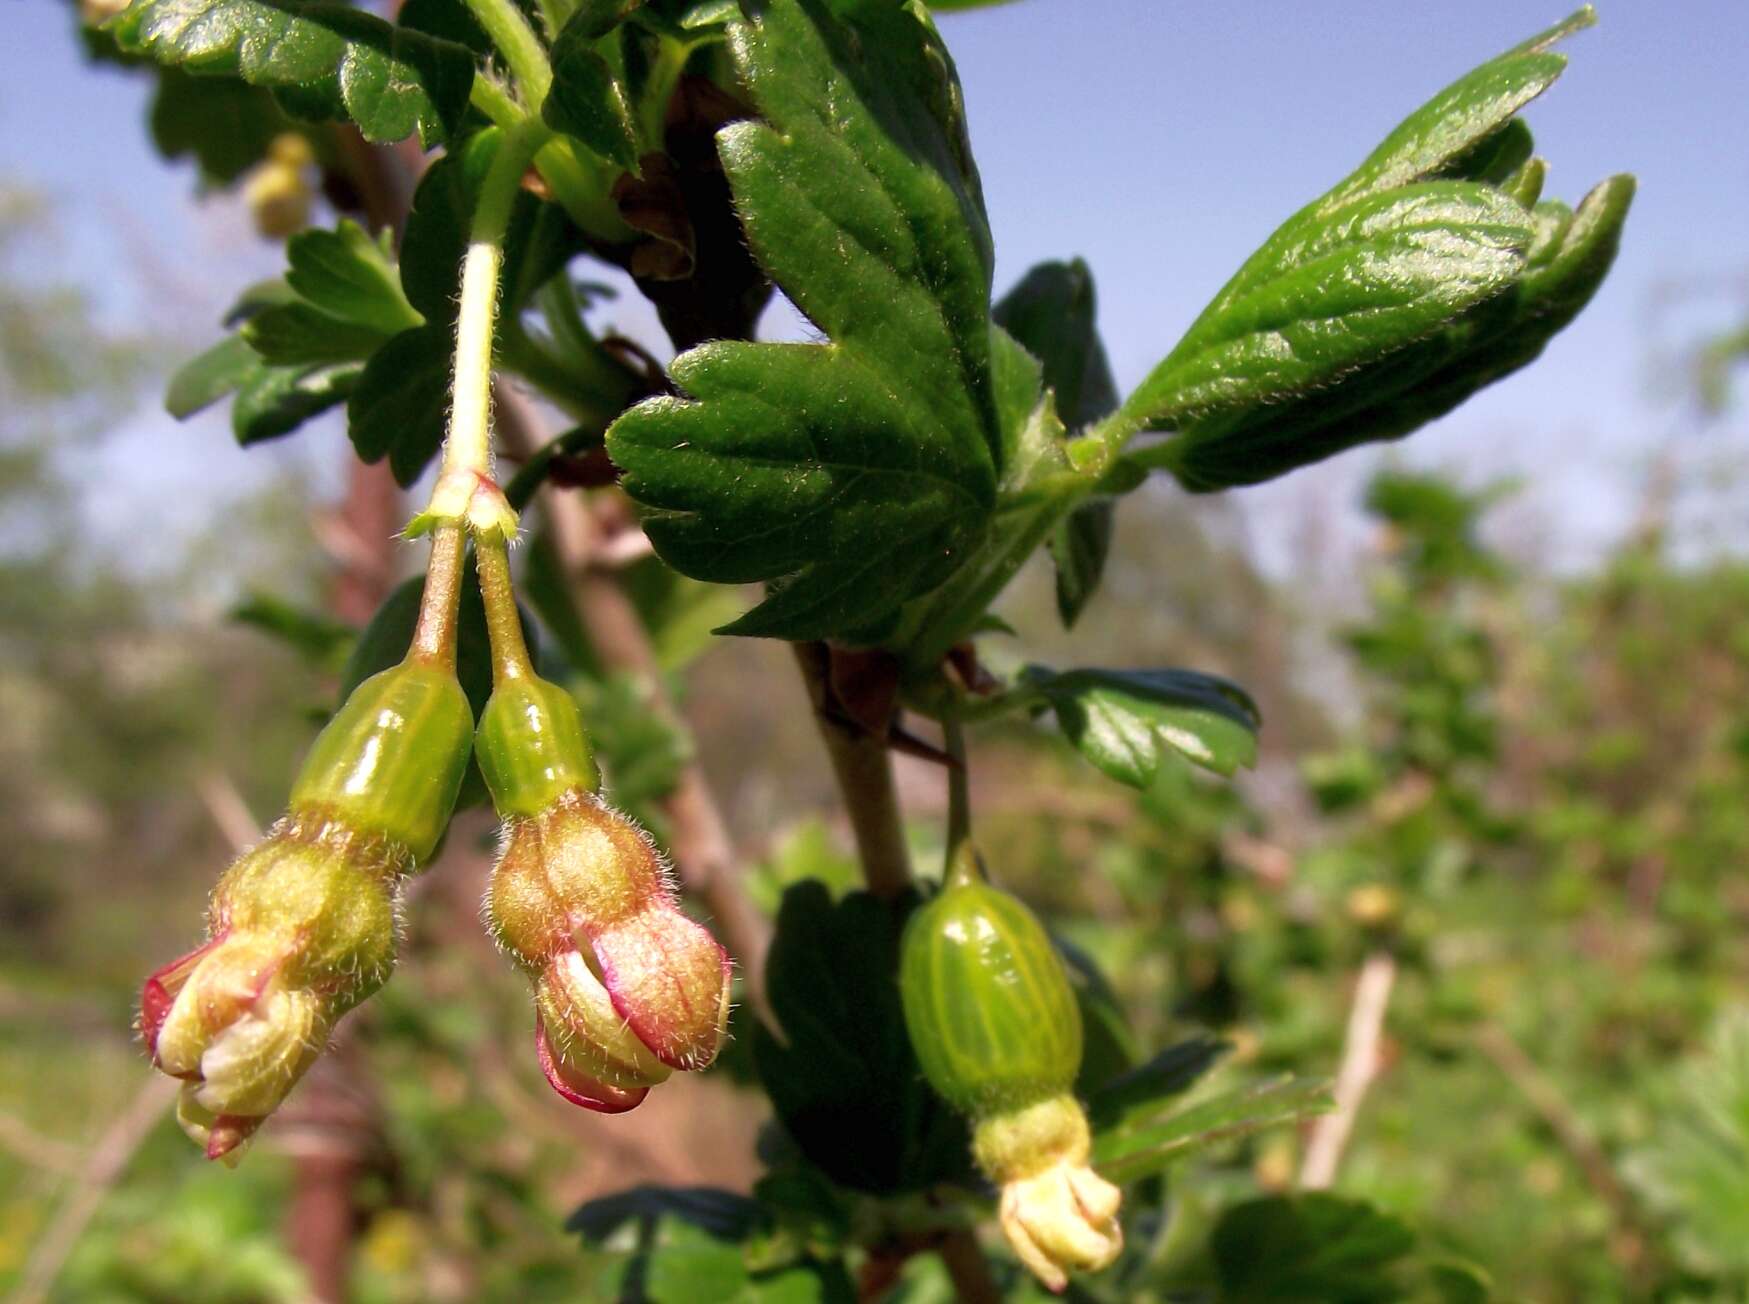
[900, 859, 1123, 1292]
[140, 660, 473, 1160]
[476, 671, 731, 1111]
[241, 134, 316, 239]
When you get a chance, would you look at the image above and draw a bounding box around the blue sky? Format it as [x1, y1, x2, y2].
[2, 0, 1747, 573]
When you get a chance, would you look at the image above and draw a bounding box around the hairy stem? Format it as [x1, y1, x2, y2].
[441, 121, 545, 488]
[408, 525, 466, 669]
[461, 0, 553, 110]
[474, 532, 536, 684]
[792, 642, 913, 899]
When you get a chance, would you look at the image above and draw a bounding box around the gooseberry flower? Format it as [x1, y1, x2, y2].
[140, 660, 473, 1160]
[476, 674, 732, 1111]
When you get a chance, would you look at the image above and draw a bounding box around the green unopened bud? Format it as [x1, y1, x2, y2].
[900, 874, 1082, 1117]
[290, 662, 473, 863]
[901, 863, 1122, 1291]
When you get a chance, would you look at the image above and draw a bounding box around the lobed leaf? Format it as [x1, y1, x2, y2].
[609, 0, 1002, 641]
[107, 0, 476, 147]
[1026, 666, 1262, 785]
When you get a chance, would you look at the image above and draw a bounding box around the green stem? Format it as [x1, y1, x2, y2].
[943, 711, 972, 876]
[461, 0, 553, 110]
[468, 74, 523, 130]
[408, 525, 467, 670]
[440, 119, 548, 486]
[474, 533, 536, 684]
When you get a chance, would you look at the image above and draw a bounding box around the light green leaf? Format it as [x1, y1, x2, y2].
[608, 0, 1000, 641]
[283, 220, 422, 335]
[1026, 666, 1262, 784]
[166, 334, 261, 418]
[1093, 1076, 1330, 1186]
[106, 0, 476, 147]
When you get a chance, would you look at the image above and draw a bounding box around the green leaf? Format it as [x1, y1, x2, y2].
[1211, 1194, 1415, 1304]
[1126, 183, 1533, 430]
[1092, 1076, 1330, 1186]
[545, 13, 641, 170]
[229, 592, 356, 673]
[242, 301, 394, 365]
[1086, 1035, 1229, 1132]
[284, 220, 422, 335]
[993, 259, 1117, 431]
[609, 0, 1000, 640]
[1113, 10, 1626, 494]
[166, 334, 262, 418]
[230, 359, 360, 444]
[148, 66, 295, 184]
[568, 1185, 854, 1304]
[1325, 8, 1589, 209]
[106, 0, 476, 147]
[400, 127, 581, 327]
[753, 883, 973, 1195]
[346, 326, 452, 487]
[1155, 175, 1633, 493]
[1027, 666, 1262, 784]
[993, 259, 1123, 628]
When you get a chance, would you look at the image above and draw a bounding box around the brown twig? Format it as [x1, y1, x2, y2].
[492, 384, 773, 1021]
[1474, 1022, 1648, 1274]
[1300, 949, 1397, 1190]
[12, 1074, 180, 1304]
[791, 641, 913, 899]
[936, 1227, 1002, 1304]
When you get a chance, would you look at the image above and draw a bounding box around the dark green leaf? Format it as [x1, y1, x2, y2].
[1027, 666, 1262, 784]
[345, 326, 451, 486]
[148, 67, 294, 184]
[609, 0, 1000, 640]
[993, 259, 1124, 627]
[1211, 1194, 1415, 1304]
[569, 1186, 764, 1244]
[1087, 1036, 1229, 1132]
[166, 334, 261, 418]
[231, 359, 359, 444]
[396, 0, 542, 56]
[753, 883, 973, 1195]
[993, 259, 1117, 430]
[546, 14, 641, 169]
[1093, 1076, 1331, 1185]
[229, 592, 356, 672]
[570, 0, 647, 39]
[106, 0, 475, 147]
